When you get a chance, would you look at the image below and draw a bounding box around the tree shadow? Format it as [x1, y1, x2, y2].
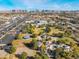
[24, 42, 34, 49]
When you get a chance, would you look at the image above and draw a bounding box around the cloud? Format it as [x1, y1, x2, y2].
[18, 0, 47, 4]
[0, 6, 8, 10]
[49, 3, 72, 10]
[15, 0, 73, 10]
[13, 0, 51, 10]
[0, 0, 78, 10]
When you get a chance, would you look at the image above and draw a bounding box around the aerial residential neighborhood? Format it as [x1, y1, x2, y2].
[0, 0, 79, 59]
[0, 10, 79, 59]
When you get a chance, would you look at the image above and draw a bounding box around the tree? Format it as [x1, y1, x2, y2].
[35, 51, 48, 59]
[35, 54, 42, 59]
[23, 24, 34, 34]
[15, 33, 23, 39]
[52, 33, 63, 38]
[43, 54, 48, 59]
[41, 44, 46, 51]
[44, 26, 51, 33]
[64, 29, 72, 37]
[15, 34, 19, 39]
[54, 48, 63, 59]
[27, 28, 34, 34]
[32, 39, 38, 49]
[27, 24, 34, 34]
[21, 52, 27, 59]
[9, 46, 16, 54]
[30, 34, 36, 38]
[57, 37, 75, 45]
[72, 45, 79, 59]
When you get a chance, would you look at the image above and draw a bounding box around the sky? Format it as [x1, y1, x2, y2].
[0, 0, 79, 10]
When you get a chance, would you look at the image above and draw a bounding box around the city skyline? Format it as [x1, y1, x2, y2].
[0, 0, 79, 10]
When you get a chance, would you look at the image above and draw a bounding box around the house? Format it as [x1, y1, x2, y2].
[41, 33, 50, 39]
[23, 35, 31, 39]
[34, 20, 48, 27]
[25, 20, 34, 23]
[45, 42, 71, 58]
[37, 41, 43, 47]
[37, 40, 43, 51]
[49, 44, 57, 50]
[37, 36, 42, 40]
[47, 43, 71, 51]
[46, 41, 52, 49]
[63, 45, 71, 52]
[16, 30, 20, 34]
[51, 37, 58, 41]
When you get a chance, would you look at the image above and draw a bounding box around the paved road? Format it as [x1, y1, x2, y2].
[0, 34, 15, 44]
[0, 16, 28, 45]
[0, 50, 8, 57]
[0, 16, 26, 37]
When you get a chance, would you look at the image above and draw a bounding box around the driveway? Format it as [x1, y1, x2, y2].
[0, 50, 8, 57]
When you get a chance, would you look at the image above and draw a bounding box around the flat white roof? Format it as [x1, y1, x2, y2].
[0, 44, 6, 46]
